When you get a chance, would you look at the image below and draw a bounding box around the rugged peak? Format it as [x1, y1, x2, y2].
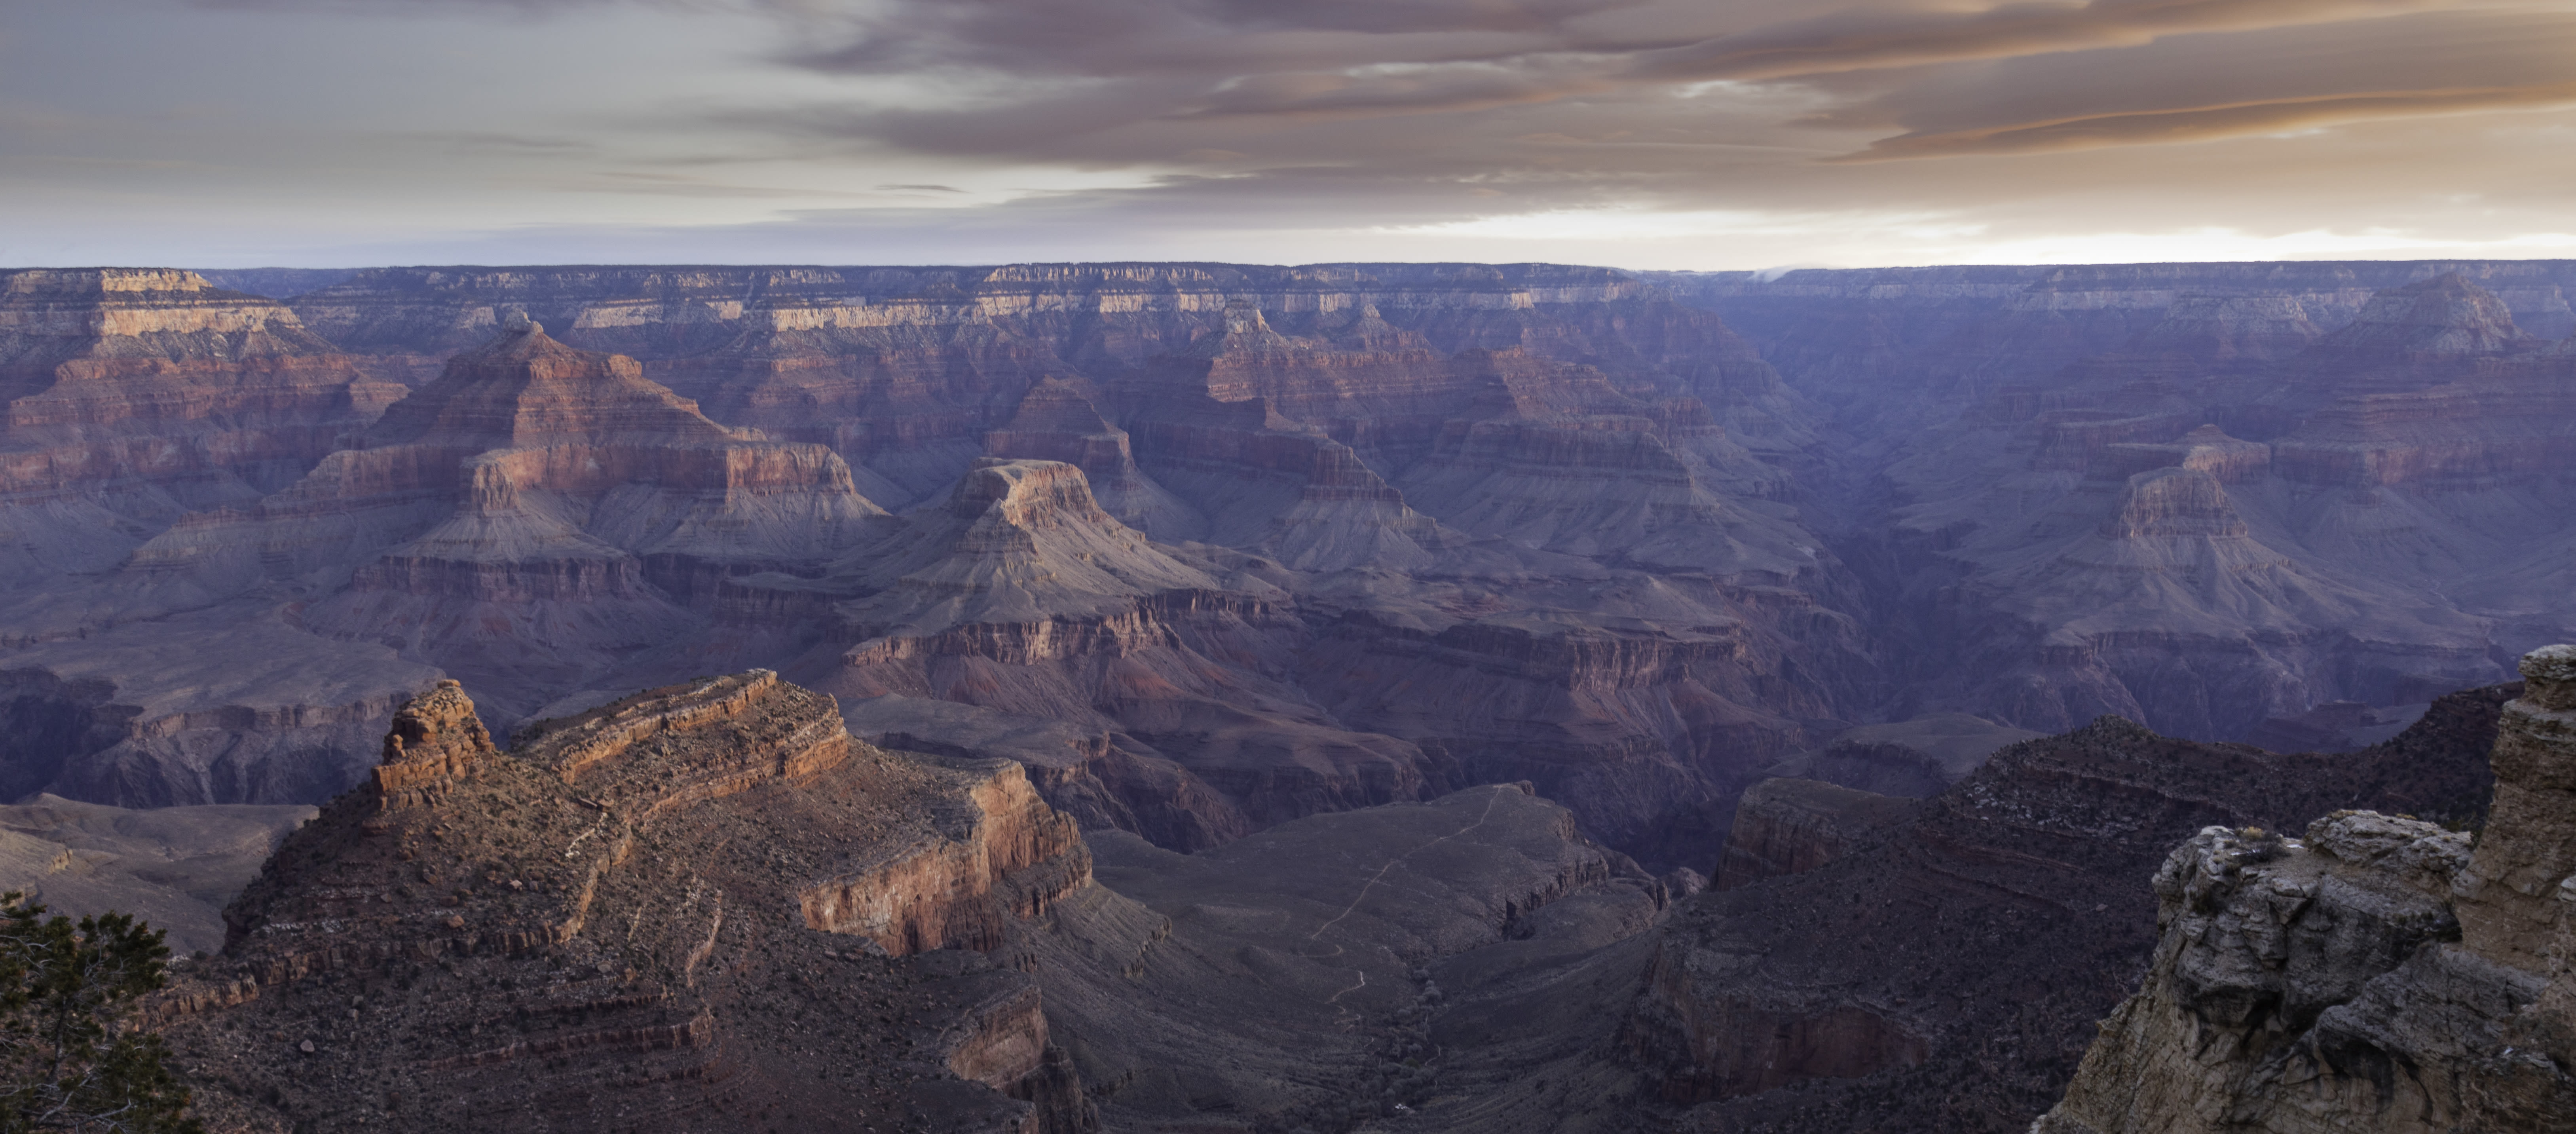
[372, 678, 494, 807]
[1329, 301, 1418, 349]
[366, 324, 737, 450]
[2319, 271, 2531, 355]
[2097, 467, 2248, 540]
[2037, 656, 2576, 1134]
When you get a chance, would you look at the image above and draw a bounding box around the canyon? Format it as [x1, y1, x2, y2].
[3, 257, 2575, 1129]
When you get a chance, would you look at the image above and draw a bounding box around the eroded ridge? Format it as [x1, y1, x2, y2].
[159, 672, 1099, 1132]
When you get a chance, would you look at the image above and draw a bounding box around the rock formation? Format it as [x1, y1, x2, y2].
[16, 255, 2576, 875]
[1699, 264, 2575, 741]
[72, 322, 883, 733]
[1612, 681, 2515, 1132]
[2034, 645, 2576, 1133]
[2, 263, 1868, 874]
[162, 671, 1097, 1132]
[0, 269, 402, 583]
[139, 667, 1703, 1133]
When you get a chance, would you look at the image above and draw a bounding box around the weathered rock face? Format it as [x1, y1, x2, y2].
[165, 671, 1097, 1133]
[1609, 681, 2515, 1133]
[716, 456, 1435, 851]
[2033, 645, 2576, 1134]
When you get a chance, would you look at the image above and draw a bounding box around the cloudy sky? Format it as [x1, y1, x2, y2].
[6, 0, 2574, 270]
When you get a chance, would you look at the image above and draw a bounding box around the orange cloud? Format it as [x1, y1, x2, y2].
[1832, 79, 2576, 160]
[1640, 0, 2460, 80]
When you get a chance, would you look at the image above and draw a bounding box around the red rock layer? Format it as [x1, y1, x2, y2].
[165, 672, 1097, 1132]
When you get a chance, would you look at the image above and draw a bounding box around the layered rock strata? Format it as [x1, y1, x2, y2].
[163, 671, 1096, 1132]
[719, 457, 1437, 851]
[2035, 645, 2576, 1133]
[1842, 271, 2572, 740]
[7, 263, 1866, 873]
[106, 322, 883, 728]
[0, 269, 402, 586]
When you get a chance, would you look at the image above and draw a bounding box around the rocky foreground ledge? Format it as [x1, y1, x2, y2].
[2035, 646, 2576, 1133]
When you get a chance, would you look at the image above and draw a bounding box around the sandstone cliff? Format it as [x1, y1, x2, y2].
[165, 671, 1097, 1132]
[2034, 645, 2576, 1133]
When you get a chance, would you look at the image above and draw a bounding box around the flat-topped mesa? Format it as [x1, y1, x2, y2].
[950, 456, 1119, 532]
[797, 758, 1089, 955]
[983, 378, 1203, 539]
[371, 678, 495, 808]
[513, 670, 851, 817]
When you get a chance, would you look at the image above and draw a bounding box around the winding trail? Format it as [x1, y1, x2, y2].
[1308, 786, 1507, 942]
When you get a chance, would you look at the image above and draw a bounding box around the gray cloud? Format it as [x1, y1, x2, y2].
[22, 0, 2576, 267]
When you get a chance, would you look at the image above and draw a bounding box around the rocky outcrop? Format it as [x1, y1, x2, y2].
[369, 678, 492, 807]
[2033, 645, 2576, 1134]
[1613, 681, 2517, 1133]
[167, 671, 1097, 1133]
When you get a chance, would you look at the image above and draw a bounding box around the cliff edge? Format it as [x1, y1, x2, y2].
[2035, 646, 2576, 1133]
